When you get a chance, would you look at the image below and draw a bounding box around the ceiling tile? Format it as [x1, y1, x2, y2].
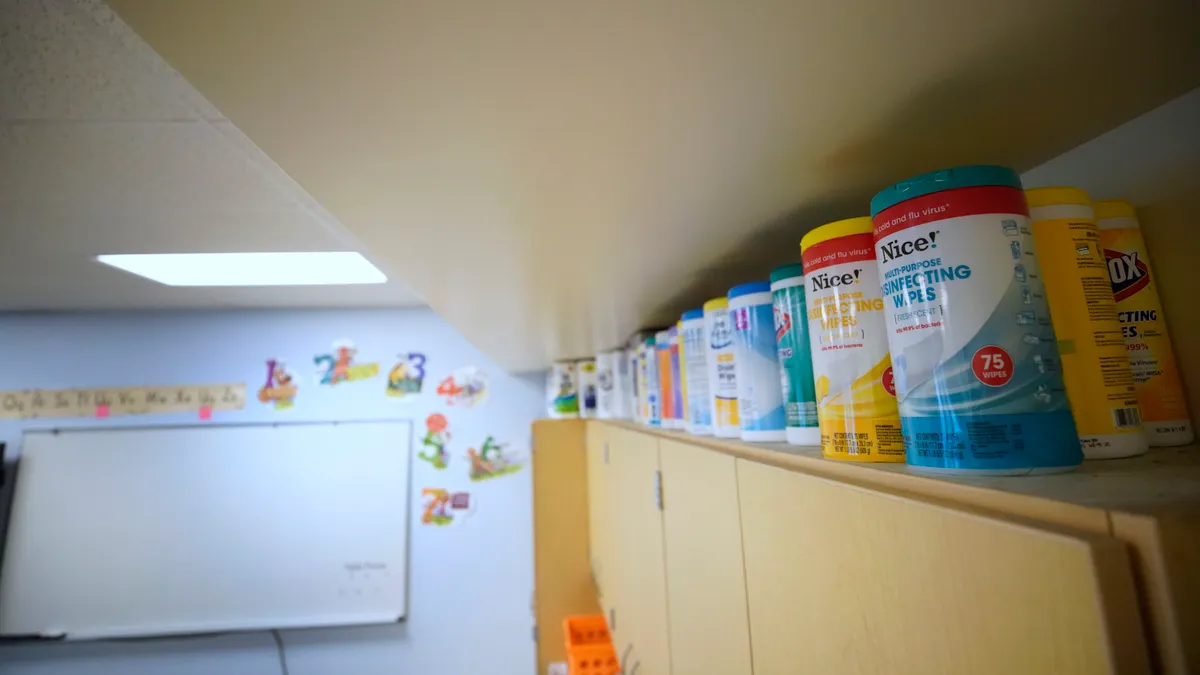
[0, 0, 219, 121]
[0, 0, 419, 312]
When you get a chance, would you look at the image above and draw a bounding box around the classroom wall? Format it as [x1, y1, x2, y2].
[0, 308, 543, 675]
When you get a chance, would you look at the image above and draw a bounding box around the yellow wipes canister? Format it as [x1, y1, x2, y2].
[1026, 188, 1146, 459]
[704, 296, 741, 438]
[800, 217, 904, 462]
[1096, 199, 1194, 446]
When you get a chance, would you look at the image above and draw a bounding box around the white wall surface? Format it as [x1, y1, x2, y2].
[0, 308, 543, 675]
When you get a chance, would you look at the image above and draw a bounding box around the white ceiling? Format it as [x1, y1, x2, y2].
[0, 0, 422, 311]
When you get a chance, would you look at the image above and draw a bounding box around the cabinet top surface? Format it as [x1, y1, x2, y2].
[603, 421, 1200, 515]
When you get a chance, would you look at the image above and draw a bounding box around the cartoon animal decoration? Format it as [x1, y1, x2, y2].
[421, 488, 452, 525]
[419, 413, 450, 469]
[467, 435, 522, 481]
[420, 488, 472, 526]
[257, 359, 298, 409]
[314, 339, 380, 385]
[436, 367, 489, 407]
[386, 352, 427, 398]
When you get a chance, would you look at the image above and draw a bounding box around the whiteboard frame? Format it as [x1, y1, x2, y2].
[0, 419, 415, 640]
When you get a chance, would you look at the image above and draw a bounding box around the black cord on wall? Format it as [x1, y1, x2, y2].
[271, 629, 291, 675]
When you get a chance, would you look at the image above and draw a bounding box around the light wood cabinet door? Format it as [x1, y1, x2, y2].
[609, 426, 672, 675]
[736, 459, 1149, 675]
[600, 425, 627, 654]
[532, 420, 600, 674]
[585, 421, 610, 604]
[659, 439, 753, 675]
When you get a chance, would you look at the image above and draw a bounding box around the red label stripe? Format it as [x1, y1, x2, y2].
[872, 186, 1029, 239]
[802, 233, 876, 273]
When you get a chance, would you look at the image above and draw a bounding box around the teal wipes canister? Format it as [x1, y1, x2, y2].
[871, 165, 1081, 474]
[729, 282, 787, 441]
[770, 264, 820, 445]
[681, 309, 713, 435]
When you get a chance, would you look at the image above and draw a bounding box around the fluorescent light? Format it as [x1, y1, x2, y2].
[96, 252, 387, 286]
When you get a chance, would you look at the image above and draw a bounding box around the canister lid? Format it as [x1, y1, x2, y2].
[681, 308, 705, 321]
[800, 217, 873, 253]
[870, 165, 1022, 217]
[1025, 186, 1090, 208]
[703, 297, 728, 311]
[1093, 199, 1137, 220]
[728, 281, 771, 299]
[769, 263, 805, 284]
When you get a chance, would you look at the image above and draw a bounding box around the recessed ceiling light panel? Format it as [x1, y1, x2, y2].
[96, 252, 387, 286]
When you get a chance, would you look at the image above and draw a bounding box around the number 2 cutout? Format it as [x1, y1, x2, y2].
[314, 355, 335, 384]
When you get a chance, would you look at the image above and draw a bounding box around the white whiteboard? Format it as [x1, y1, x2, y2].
[0, 422, 411, 639]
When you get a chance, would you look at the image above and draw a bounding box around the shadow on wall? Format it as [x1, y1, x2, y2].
[1139, 186, 1200, 425]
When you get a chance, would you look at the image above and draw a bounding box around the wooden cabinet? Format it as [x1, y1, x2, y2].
[659, 439, 753, 675]
[585, 421, 611, 605]
[607, 427, 672, 675]
[578, 420, 1200, 675]
[531, 420, 600, 674]
[736, 459, 1148, 675]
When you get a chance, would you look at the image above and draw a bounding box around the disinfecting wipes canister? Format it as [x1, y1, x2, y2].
[871, 165, 1081, 474]
[800, 218, 905, 462]
[1096, 200, 1194, 447]
[677, 320, 689, 430]
[770, 264, 820, 446]
[1026, 188, 1146, 459]
[595, 351, 615, 419]
[729, 282, 787, 442]
[613, 349, 632, 419]
[629, 333, 650, 422]
[577, 359, 598, 419]
[657, 330, 676, 429]
[704, 297, 741, 438]
[547, 361, 580, 418]
[640, 337, 661, 427]
[681, 309, 713, 435]
[669, 326, 684, 429]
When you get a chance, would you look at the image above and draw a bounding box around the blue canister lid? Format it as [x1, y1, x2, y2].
[728, 281, 771, 299]
[870, 165, 1023, 217]
[681, 308, 705, 321]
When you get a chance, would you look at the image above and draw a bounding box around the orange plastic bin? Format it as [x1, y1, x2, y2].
[562, 615, 618, 674]
[563, 614, 610, 649]
[566, 643, 619, 675]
